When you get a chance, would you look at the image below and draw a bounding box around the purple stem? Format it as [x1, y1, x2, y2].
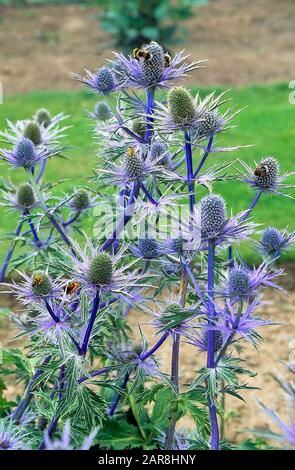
[27, 213, 42, 248]
[45, 300, 60, 324]
[206, 240, 219, 450]
[193, 132, 214, 178]
[183, 263, 207, 308]
[144, 87, 155, 143]
[80, 290, 100, 355]
[63, 211, 81, 227]
[241, 190, 262, 222]
[100, 182, 140, 252]
[139, 181, 158, 206]
[0, 213, 25, 282]
[108, 331, 169, 415]
[11, 356, 51, 422]
[184, 130, 195, 214]
[35, 160, 47, 184]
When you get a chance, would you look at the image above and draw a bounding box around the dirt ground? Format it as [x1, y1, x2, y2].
[0, 0, 295, 95]
[1, 264, 295, 444]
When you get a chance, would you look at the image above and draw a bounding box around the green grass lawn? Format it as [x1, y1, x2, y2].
[0, 83, 294, 265]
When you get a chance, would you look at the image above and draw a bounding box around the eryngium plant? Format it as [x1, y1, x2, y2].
[0, 41, 294, 451]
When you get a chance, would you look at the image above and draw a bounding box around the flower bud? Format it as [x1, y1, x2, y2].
[36, 109, 51, 128]
[95, 67, 116, 95]
[200, 194, 226, 238]
[168, 86, 196, 126]
[139, 238, 160, 258]
[261, 227, 283, 255]
[71, 190, 90, 210]
[31, 271, 52, 297]
[88, 253, 113, 286]
[17, 183, 35, 209]
[94, 101, 112, 121]
[150, 141, 170, 167]
[23, 122, 42, 146]
[228, 268, 249, 297]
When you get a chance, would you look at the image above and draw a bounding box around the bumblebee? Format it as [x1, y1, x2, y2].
[65, 281, 80, 296]
[133, 48, 152, 62]
[32, 273, 44, 287]
[127, 146, 135, 157]
[254, 164, 268, 177]
[164, 52, 172, 67]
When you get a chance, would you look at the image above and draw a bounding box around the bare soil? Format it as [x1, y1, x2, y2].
[0, 0, 295, 95]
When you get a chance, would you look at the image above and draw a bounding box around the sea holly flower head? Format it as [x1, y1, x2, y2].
[200, 194, 226, 239]
[112, 41, 204, 90]
[16, 183, 36, 209]
[258, 227, 295, 259]
[0, 418, 29, 450]
[23, 121, 42, 145]
[220, 260, 284, 300]
[150, 141, 172, 168]
[0, 113, 69, 148]
[35, 108, 51, 128]
[73, 66, 121, 95]
[199, 193, 254, 245]
[131, 238, 165, 260]
[98, 146, 176, 187]
[1, 137, 55, 170]
[62, 237, 147, 298]
[241, 156, 295, 197]
[88, 101, 112, 121]
[4, 270, 64, 306]
[70, 189, 90, 211]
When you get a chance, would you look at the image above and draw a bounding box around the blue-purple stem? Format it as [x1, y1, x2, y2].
[0, 214, 25, 282]
[206, 240, 219, 450]
[241, 190, 262, 222]
[80, 290, 100, 355]
[139, 181, 158, 206]
[193, 132, 214, 178]
[184, 130, 195, 214]
[100, 182, 140, 252]
[144, 87, 155, 143]
[108, 331, 169, 415]
[11, 356, 51, 422]
[63, 211, 81, 227]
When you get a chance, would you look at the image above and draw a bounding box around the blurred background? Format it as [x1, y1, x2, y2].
[0, 0, 295, 445]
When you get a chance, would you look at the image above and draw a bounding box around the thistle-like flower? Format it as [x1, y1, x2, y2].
[188, 330, 224, 353]
[199, 193, 254, 245]
[0, 418, 29, 450]
[112, 41, 204, 89]
[61, 236, 148, 298]
[131, 238, 166, 260]
[68, 189, 96, 212]
[241, 156, 295, 197]
[1, 137, 55, 170]
[154, 89, 229, 133]
[0, 113, 68, 148]
[98, 146, 177, 187]
[150, 141, 172, 168]
[87, 101, 112, 121]
[220, 260, 284, 300]
[258, 227, 295, 259]
[4, 270, 64, 306]
[73, 66, 122, 95]
[215, 298, 273, 346]
[0, 182, 41, 212]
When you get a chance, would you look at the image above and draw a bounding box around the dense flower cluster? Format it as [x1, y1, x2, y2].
[0, 40, 294, 452]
